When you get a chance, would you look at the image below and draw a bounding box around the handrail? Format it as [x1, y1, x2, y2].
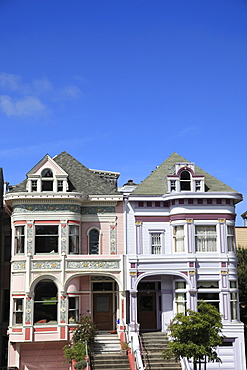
[180, 356, 192, 370]
[85, 340, 89, 370]
[122, 320, 145, 370]
[137, 332, 147, 370]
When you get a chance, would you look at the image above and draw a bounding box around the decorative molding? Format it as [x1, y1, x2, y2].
[27, 224, 33, 254]
[25, 297, 32, 324]
[221, 270, 228, 274]
[61, 223, 67, 252]
[186, 219, 194, 223]
[13, 204, 115, 215]
[81, 206, 115, 214]
[218, 219, 226, 223]
[135, 221, 143, 226]
[110, 223, 116, 254]
[13, 204, 81, 214]
[32, 261, 61, 270]
[60, 296, 66, 322]
[67, 260, 119, 270]
[13, 261, 26, 270]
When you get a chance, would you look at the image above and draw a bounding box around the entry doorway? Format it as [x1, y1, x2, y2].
[93, 293, 113, 330]
[138, 292, 157, 330]
[91, 277, 118, 331]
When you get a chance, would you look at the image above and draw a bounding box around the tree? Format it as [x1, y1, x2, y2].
[237, 247, 247, 325]
[163, 301, 224, 370]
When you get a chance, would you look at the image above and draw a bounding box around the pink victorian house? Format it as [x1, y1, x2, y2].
[4, 152, 124, 370]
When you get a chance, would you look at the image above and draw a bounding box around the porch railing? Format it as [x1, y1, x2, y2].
[123, 321, 145, 370]
[180, 356, 192, 370]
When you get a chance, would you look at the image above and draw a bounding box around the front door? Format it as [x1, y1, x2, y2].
[93, 293, 113, 330]
[138, 292, 157, 330]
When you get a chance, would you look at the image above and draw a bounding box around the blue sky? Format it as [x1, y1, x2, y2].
[0, 0, 247, 224]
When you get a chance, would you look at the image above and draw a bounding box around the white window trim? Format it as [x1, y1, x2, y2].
[87, 226, 101, 255]
[149, 229, 165, 254]
[13, 298, 24, 326]
[68, 223, 80, 254]
[68, 296, 79, 324]
[173, 225, 185, 253]
[194, 223, 218, 253]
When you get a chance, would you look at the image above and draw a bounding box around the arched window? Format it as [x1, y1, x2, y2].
[34, 280, 58, 324]
[41, 168, 53, 191]
[89, 229, 99, 254]
[180, 170, 191, 191]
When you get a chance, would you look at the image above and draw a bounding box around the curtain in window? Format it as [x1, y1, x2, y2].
[195, 226, 217, 252]
[175, 293, 186, 314]
[227, 226, 235, 252]
[174, 226, 184, 252]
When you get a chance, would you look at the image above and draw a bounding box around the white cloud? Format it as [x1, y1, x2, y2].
[32, 78, 53, 94]
[0, 72, 22, 91]
[59, 85, 82, 99]
[0, 95, 46, 116]
[0, 72, 83, 117]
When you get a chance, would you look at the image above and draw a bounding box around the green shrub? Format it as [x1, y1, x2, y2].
[63, 340, 86, 364]
[72, 314, 96, 349]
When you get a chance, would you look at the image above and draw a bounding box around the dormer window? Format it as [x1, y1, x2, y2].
[167, 162, 205, 193]
[31, 180, 37, 192]
[57, 180, 63, 192]
[195, 180, 201, 192]
[41, 168, 53, 191]
[180, 170, 191, 191]
[170, 180, 176, 192]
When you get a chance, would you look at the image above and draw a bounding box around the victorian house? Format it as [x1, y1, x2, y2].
[123, 153, 246, 370]
[4, 152, 124, 369]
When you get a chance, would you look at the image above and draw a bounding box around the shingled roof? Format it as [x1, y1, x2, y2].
[132, 152, 237, 195]
[9, 152, 120, 195]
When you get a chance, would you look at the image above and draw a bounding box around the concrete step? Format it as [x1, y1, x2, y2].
[141, 331, 182, 370]
[91, 353, 130, 370]
[92, 333, 121, 354]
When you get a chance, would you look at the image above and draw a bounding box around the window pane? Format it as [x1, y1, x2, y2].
[69, 225, 79, 254]
[42, 181, 53, 191]
[69, 297, 79, 323]
[151, 233, 161, 254]
[35, 226, 58, 254]
[89, 229, 99, 254]
[174, 226, 184, 252]
[15, 226, 25, 254]
[41, 169, 53, 177]
[34, 281, 57, 324]
[195, 226, 217, 252]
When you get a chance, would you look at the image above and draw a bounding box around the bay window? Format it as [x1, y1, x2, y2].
[195, 225, 217, 252]
[175, 281, 187, 314]
[227, 225, 235, 252]
[13, 299, 23, 325]
[15, 226, 25, 254]
[230, 281, 238, 320]
[69, 225, 79, 254]
[197, 281, 219, 310]
[35, 225, 58, 254]
[173, 225, 184, 252]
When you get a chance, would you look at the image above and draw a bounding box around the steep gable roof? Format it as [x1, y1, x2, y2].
[53, 151, 119, 195]
[132, 152, 237, 195]
[9, 151, 119, 195]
